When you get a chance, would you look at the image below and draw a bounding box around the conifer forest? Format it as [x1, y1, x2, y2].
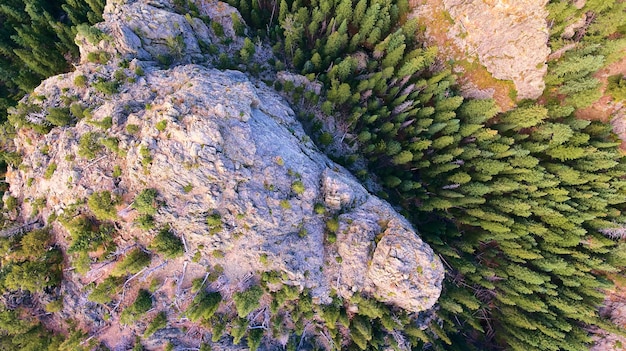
[2, 0, 626, 350]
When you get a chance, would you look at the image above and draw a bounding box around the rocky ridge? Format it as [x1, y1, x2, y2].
[442, 0, 550, 100]
[413, 0, 550, 102]
[4, 0, 444, 348]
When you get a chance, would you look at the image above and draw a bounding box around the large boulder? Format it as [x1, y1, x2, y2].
[5, 0, 445, 348]
[443, 0, 550, 100]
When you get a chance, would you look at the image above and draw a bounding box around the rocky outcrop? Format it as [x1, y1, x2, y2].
[13, 63, 444, 312]
[412, 0, 550, 102]
[76, 0, 247, 65]
[5, 0, 444, 347]
[443, 0, 550, 100]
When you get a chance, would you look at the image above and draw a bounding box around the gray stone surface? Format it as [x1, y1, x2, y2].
[5, 0, 445, 348]
[443, 0, 550, 99]
[10, 61, 443, 311]
[76, 0, 246, 64]
[416, 0, 551, 100]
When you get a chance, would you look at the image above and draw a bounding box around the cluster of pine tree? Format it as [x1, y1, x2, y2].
[544, 0, 626, 109]
[0, 0, 105, 122]
[1, 0, 626, 349]
[0, 228, 66, 350]
[226, 0, 626, 349]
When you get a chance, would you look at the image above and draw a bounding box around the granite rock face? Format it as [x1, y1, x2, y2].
[443, 0, 550, 100]
[11, 64, 444, 313]
[4, 0, 444, 348]
[76, 0, 247, 65]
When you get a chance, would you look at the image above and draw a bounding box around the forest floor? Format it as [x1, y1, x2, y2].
[575, 55, 626, 150]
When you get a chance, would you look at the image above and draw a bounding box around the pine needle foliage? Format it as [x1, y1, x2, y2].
[110, 248, 151, 277]
[0, 0, 106, 121]
[226, 0, 626, 349]
[233, 285, 263, 318]
[150, 227, 184, 259]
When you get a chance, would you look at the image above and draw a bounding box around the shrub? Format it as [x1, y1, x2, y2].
[70, 103, 87, 119]
[74, 75, 88, 87]
[150, 228, 184, 259]
[87, 116, 112, 130]
[140, 145, 152, 167]
[607, 74, 626, 101]
[155, 120, 167, 131]
[113, 69, 126, 81]
[120, 289, 152, 324]
[319, 132, 333, 146]
[156, 54, 174, 68]
[313, 203, 325, 215]
[43, 162, 57, 179]
[144, 311, 167, 337]
[112, 165, 122, 178]
[291, 180, 305, 195]
[111, 248, 151, 277]
[87, 190, 118, 221]
[4, 196, 17, 211]
[101, 137, 125, 156]
[240, 37, 255, 62]
[326, 217, 339, 233]
[126, 124, 140, 134]
[77, 24, 106, 45]
[30, 197, 47, 216]
[133, 188, 159, 215]
[132, 338, 146, 351]
[298, 227, 307, 238]
[183, 184, 193, 193]
[88, 276, 124, 304]
[233, 285, 263, 318]
[1, 151, 22, 167]
[211, 21, 225, 37]
[227, 13, 244, 35]
[135, 214, 156, 230]
[46, 107, 72, 126]
[186, 291, 222, 322]
[45, 299, 63, 313]
[207, 264, 224, 282]
[73, 251, 91, 274]
[207, 213, 222, 234]
[92, 79, 118, 95]
[78, 132, 102, 159]
[86, 51, 110, 64]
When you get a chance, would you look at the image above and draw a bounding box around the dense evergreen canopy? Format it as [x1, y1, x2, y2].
[1, 0, 626, 350]
[0, 0, 104, 121]
[225, 0, 626, 349]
